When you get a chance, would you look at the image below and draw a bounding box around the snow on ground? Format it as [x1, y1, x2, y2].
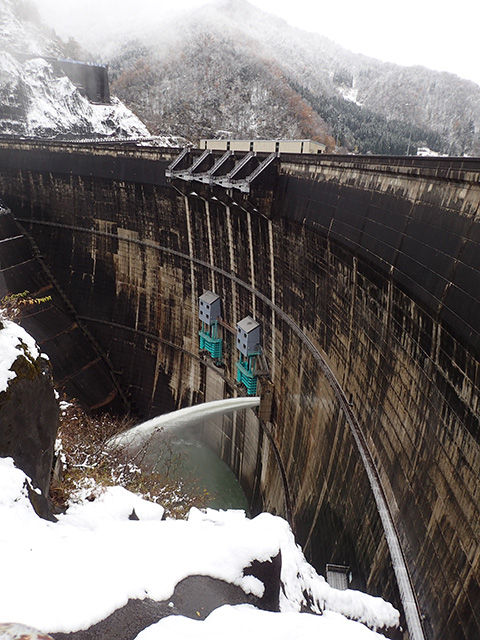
[0, 318, 41, 392]
[0, 457, 398, 637]
[135, 605, 388, 640]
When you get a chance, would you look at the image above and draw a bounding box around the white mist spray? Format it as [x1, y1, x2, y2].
[107, 397, 260, 448]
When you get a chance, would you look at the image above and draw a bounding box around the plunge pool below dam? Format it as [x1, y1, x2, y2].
[109, 398, 260, 512]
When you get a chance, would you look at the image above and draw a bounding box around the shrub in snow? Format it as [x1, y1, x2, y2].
[51, 398, 210, 518]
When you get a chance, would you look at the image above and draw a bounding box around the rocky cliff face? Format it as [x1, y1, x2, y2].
[0, 317, 58, 510]
[0, 52, 150, 138]
[0, 0, 150, 139]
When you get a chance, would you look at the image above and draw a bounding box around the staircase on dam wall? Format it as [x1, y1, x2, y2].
[0, 140, 479, 640]
[0, 202, 126, 411]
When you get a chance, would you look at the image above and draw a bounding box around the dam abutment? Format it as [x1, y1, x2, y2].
[0, 141, 479, 639]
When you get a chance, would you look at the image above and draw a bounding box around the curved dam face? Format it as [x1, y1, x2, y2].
[0, 140, 479, 639]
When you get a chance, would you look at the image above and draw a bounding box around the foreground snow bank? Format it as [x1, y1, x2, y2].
[0, 458, 398, 636]
[135, 605, 388, 640]
[189, 508, 398, 630]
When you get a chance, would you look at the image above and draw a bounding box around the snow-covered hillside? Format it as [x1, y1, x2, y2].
[0, 0, 61, 58]
[0, 0, 150, 139]
[0, 52, 150, 138]
[104, 0, 480, 154]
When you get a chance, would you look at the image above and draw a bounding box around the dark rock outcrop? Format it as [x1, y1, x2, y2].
[0, 323, 59, 508]
[243, 551, 282, 611]
[51, 556, 283, 640]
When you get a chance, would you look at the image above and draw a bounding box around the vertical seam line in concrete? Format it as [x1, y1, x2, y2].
[203, 198, 217, 292]
[225, 204, 239, 328]
[184, 195, 196, 343]
[268, 219, 276, 380]
[246, 209, 257, 318]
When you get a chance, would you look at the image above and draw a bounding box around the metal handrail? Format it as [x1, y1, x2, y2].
[245, 151, 278, 183]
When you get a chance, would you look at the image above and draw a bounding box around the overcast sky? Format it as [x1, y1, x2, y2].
[35, 0, 480, 86]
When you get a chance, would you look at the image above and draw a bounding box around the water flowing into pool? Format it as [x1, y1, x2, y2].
[108, 397, 260, 510]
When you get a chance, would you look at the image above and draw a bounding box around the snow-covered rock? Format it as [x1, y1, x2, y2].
[0, 317, 40, 392]
[0, 458, 399, 636]
[0, 318, 58, 503]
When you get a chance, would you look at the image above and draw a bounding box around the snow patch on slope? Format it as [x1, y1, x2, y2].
[338, 85, 363, 106]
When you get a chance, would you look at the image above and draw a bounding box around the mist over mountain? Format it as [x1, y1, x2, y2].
[106, 0, 480, 154]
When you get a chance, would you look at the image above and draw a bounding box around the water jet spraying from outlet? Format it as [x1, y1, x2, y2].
[108, 396, 260, 449]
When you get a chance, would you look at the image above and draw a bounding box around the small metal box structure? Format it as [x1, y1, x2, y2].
[326, 564, 350, 591]
[199, 291, 221, 325]
[199, 291, 222, 361]
[236, 316, 261, 395]
[236, 316, 261, 357]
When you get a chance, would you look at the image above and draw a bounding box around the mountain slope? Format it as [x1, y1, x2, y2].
[108, 0, 480, 154]
[110, 34, 333, 146]
[0, 0, 149, 139]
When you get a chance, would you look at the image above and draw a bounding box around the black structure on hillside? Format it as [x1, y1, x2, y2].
[53, 58, 110, 104]
[15, 54, 111, 104]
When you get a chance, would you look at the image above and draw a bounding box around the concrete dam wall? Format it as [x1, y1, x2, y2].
[0, 140, 478, 639]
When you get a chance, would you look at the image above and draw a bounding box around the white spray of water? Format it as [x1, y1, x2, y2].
[108, 397, 260, 448]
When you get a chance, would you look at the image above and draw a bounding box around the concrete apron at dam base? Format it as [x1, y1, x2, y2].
[0, 140, 479, 640]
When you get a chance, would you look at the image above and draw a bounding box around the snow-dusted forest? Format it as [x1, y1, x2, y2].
[106, 0, 480, 154]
